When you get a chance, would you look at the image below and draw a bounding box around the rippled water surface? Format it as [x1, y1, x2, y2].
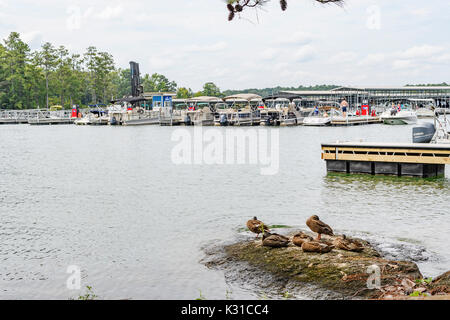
[0, 122, 449, 299]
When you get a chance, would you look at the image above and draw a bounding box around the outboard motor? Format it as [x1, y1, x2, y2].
[184, 115, 191, 126]
[110, 116, 117, 126]
[413, 122, 436, 143]
[219, 114, 228, 126]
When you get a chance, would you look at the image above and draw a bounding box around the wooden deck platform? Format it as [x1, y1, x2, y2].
[330, 116, 382, 126]
[321, 142, 450, 177]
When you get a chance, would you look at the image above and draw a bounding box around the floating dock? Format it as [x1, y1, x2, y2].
[28, 118, 75, 125]
[330, 116, 382, 126]
[322, 142, 450, 177]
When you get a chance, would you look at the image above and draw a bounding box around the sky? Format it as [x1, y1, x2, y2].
[0, 0, 449, 91]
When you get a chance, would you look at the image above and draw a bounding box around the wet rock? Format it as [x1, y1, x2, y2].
[216, 232, 422, 299]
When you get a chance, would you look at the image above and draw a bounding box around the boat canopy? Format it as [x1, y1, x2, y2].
[187, 96, 223, 103]
[224, 93, 262, 102]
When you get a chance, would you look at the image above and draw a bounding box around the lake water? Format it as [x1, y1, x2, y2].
[0, 122, 449, 299]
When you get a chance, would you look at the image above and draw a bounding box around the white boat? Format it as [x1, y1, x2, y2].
[409, 98, 436, 119]
[380, 102, 418, 125]
[186, 96, 222, 126]
[302, 102, 341, 126]
[223, 94, 263, 126]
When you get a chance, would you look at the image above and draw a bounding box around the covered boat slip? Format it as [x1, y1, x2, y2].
[281, 86, 450, 112]
[321, 142, 450, 177]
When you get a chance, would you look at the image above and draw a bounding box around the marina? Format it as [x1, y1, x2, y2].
[1, 85, 449, 128]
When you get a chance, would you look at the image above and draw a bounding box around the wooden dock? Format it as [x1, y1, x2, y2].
[330, 116, 382, 126]
[322, 142, 450, 177]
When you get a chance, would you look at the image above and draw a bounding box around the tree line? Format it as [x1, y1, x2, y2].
[0, 31, 364, 110]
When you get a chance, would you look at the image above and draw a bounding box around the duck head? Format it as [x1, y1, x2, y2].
[311, 215, 320, 220]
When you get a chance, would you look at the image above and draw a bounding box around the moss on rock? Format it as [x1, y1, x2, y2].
[224, 233, 422, 299]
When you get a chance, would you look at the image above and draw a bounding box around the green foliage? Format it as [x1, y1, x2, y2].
[202, 82, 222, 97]
[142, 73, 177, 92]
[409, 290, 427, 297]
[73, 285, 98, 300]
[195, 289, 206, 300]
[176, 87, 193, 99]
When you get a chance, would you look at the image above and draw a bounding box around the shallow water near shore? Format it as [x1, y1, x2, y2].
[0, 121, 449, 299]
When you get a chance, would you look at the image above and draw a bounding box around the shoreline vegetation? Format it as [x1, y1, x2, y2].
[2, 32, 449, 111]
[204, 230, 450, 300]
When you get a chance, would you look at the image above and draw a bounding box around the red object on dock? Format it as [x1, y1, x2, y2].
[361, 104, 369, 116]
[71, 105, 78, 118]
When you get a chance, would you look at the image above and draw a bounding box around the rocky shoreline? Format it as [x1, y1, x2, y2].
[204, 231, 449, 300]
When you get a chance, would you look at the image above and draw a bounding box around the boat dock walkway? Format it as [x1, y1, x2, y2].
[330, 116, 382, 126]
[0, 109, 74, 125]
[322, 142, 450, 177]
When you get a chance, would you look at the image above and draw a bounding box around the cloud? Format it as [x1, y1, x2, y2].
[259, 48, 279, 60]
[409, 8, 432, 18]
[328, 51, 358, 64]
[392, 59, 414, 70]
[95, 6, 123, 20]
[278, 31, 313, 45]
[398, 45, 443, 59]
[293, 45, 316, 62]
[182, 41, 228, 53]
[358, 53, 385, 66]
[149, 55, 175, 70]
[21, 31, 43, 48]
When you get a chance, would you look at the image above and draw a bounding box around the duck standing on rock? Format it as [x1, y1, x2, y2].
[301, 241, 334, 254]
[262, 232, 290, 248]
[246, 217, 270, 238]
[332, 235, 364, 252]
[292, 232, 313, 247]
[306, 215, 334, 240]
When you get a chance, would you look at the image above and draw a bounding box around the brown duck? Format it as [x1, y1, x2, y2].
[247, 216, 269, 238]
[306, 215, 334, 240]
[332, 235, 364, 252]
[262, 232, 290, 248]
[301, 240, 334, 254]
[292, 232, 313, 247]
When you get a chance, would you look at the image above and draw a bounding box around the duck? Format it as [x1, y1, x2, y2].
[301, 240, 334, 254]
[292, 232, 313, 247]
[246, 216, 269, 238]
[306, 215, 334, 240]
[262, 231, 290, 248]
[332, 235, 364, 252]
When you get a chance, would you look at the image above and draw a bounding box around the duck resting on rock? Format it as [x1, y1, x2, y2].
[332, 234, 364, 252]
[292, 232, 313, 247]
[246, 217, 269, 238]
[262, 231, 290, 248]
[306, 215, 334, 240]
[301, 240, 334, 254]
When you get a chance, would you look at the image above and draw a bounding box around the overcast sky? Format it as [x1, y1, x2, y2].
[1, 0, 449, 91]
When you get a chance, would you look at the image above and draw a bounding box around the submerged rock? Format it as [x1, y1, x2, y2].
[219, 232, 422, 299]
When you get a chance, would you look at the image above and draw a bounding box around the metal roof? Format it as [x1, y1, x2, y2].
[332, 86, 450, 92]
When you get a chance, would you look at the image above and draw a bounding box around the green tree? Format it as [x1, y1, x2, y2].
[142, 73, 177, 92]
[176, 87, 193, 99]
[37, 42, 58, 108]
[202, 82, 222, 97]
[24, 52, 45, 108]
[1, 32, 30, 109]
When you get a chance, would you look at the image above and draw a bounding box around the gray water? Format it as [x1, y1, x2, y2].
[0, 122, 449, 299]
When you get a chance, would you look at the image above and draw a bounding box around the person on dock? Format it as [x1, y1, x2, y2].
[340, 99, 349, 118]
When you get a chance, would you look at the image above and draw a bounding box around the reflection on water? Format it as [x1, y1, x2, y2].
[0, 123, 449, 299]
